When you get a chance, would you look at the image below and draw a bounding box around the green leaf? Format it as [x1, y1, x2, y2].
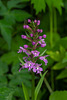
[59, 45, 66, 59]
[61, 37, 67, 49]
[49, 91, 67, 100]
[25, 32, 30, 38]
[47, 51, 61, 61]
[0, 0, 7, 15]
[0, 76, 7, 86]
[22, 82, 30, 100]
[9, 65, 32, 88]
[7, 0, 29, 9]
[9, 73, 31, 88]
[0, 20, 12, 49]
[45, 0, 52, 11]
[40, 49, 47, 56]
[31, 0, 46, 14]
[0, 87, 14, 100]
[1, 51, 18, 65]
[45, 32, 61, 50]
[52, 0, 64, 15]
[19, 57, 24, 65]
[12, 10, 31, 22]
[11, 35, 27, 51]
[53, 37, 67, 50]
[0, 37, 5, 48]
[13, 87, 24, 99]
[0, 59, 8, 75]
[62, 52, 67, 63]
[7, 0, 23, 9]
[56, 69, 67, 79]
[52, 62, 67, 70]
[35, 71, 47, 100]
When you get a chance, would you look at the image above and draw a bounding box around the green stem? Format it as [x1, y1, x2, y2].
[40, 73, 53, 94]
[44, 77, 53, 93]
[31, 71, 35, 100]
[50, 10, 53, 48]
[51, 70, 54, 91]
[51, 8, 57, 91]
[54, 8, 57, 33]
[50, 9, 54, 90]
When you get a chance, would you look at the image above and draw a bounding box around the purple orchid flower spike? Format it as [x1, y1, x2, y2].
[18, 19, 48, 74]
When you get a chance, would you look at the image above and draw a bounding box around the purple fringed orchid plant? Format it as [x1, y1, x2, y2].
[18, 19, 48, 74]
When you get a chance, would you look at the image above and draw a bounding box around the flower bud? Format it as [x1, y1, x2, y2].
[41, 43, 46, 47]
[39, 36, 42, 39]
[40, 29, 43, 33]
[24, 45, 28, 48]
[26, 25, 29, 29]
[30, 33, 33, 37]
[43, 34, 46, 38]
[34, 19, 37, 23]
[23, 25, 26, 29]
[37, 20, 40, 25]
[37, 29, 40, 32]
[28, 19, 31, 23]
[21, 35, 27, 39]
[32, 42, 36, 45]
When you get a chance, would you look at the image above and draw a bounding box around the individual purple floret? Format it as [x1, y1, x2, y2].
[28, 19, 31, 23]
[18, 46, 30, 56]
[37, 29, 43, 33]
[24, 45, 28, 48]
[21, 35, 27, 39]
[20, 46, 26, 52]
[39, 55, 48, 65]
[23, 25, 29, 29]
[39, 39, 45, 44]
[17, 49, 22, 53]
[37, 29, 40, 33]
[32, 41, 36, 45]
[33, 63, 43, 73]
[31, 50, 40, 57]
[39, 36, 42, 39]
[41, 43, 46, 47]
[30, 33, 33, 37]
[18, 46, 25, 53]
[34, 19, 37, 23]
[24, 61, 35, 69]
[40, 29, 43, 33]
[26, 25, 29, 29]
[23, 25, 26, 29]
[43, 34, 46, 38]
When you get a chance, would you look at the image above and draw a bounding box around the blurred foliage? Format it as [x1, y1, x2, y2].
[0, 87, 14, 100]
[49, 91, 67, 100]
[0, 0, 67, 100]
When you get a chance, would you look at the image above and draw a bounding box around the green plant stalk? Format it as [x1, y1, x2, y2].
[51, 70, 54, 91]
[50, 9, 54, 91]
[31, 71, 35, 100]
[40, 73, 53, 93]
[54, 9, 57, 33]
[50, 10, 53, 48]
[51, 8, 57, 91]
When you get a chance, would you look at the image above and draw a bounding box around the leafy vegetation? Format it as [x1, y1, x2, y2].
[0, 0, 67, 100]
